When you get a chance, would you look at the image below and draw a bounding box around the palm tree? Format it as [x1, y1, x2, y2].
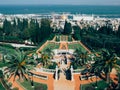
[40, 53, 50, 67]
[4, 50, 32, 81]
[74, 48, 89, 66]
[38, 48, 54, 67]
[0, 70, 10, 90]
[74, 48, 83, 65]
[44, 48, 54, 59]
[91, 49, 120, 84]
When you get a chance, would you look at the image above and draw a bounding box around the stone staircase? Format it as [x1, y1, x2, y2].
[54, 72, 75, 90]
[60, 35, 68, 41]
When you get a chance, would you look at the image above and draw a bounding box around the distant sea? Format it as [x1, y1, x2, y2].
[0, 5, 120, 18]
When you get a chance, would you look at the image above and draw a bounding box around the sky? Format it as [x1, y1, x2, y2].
[0, 0, 120, 5]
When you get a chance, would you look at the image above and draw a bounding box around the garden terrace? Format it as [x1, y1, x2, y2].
[37, 41, 60, 53]
[42, 42, 59, 52]
[81, 80, 108, 90]
[68, 41, 91, 53]
[17, 80, 47, 90]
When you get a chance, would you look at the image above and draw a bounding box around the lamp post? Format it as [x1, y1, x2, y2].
[31, 73, 34, 88]
[55, 66, 58, 80]
[28, 72, 34, 88]
[71, 65, 74, 81]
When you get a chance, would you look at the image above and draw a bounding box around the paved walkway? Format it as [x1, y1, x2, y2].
[8, 76, 24, 90]
[54, 62, 75, 90]
[59, 41, 68, 50]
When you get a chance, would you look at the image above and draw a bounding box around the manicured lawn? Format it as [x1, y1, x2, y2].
[18, 80, 47, 90]
[81, 80, 108, 90]
[42, 43, 59, 51]
[0, 82, 5, 90]
[68, 43, 87, 53]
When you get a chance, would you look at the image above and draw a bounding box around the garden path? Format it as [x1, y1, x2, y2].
[54, 63, 75, 90]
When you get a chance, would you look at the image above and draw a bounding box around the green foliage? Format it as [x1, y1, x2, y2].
[68, 35, 72, 41]
[0, 43, 14, 49]
[1, 18, 52, 44]
[7, 82, 12, 88]
[56, 35, 60, 41]
[0, 61, 9, 68]
[19, 80, 47, 90]
[70, 62, 78, 69]
[91, 50, 120, 83]
[68, 43, 87, 53]
[0, 70, 3, 78]
[3, 19, 12, 35]
[0, 82, 5, 90]
[2, 49, 35, 81]
[73, 26, 81, 40]
[81, 80, 108, 90]
[19, 47, 36, 52]
[48, 62, 57, 69]
[63, 21, 72, 35]
[41, 43, 59, 52]
[98, 26, 113, 35]
[117, 25, 120, 38]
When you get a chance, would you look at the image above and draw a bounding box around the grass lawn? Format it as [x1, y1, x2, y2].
[0, 82, 5, 90]
[68, 43, 87, 53]
[81, 80, 108, 90]
[42, 43, 59, 51]
[18, 80, 47, 90]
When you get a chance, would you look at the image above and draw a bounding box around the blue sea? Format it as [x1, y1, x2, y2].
[0, 5, 120, 17]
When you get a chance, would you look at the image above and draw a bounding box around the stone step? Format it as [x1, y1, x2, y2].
[59, 73, 66, 80]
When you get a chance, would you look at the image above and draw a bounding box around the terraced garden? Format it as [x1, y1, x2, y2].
[81, 80, 108, 90]
[41, 43, 60, 52]
[18, 80, 47, 90]
[68, 43, 87, 53]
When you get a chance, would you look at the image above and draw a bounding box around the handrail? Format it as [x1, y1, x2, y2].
[73, 69, 84, 73]
[40, 68, 55, 73]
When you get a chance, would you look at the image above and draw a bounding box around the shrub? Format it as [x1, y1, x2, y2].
[48, 62, 57, 69]
[68, 35, 72, 41]
[12, 87, 19, 90]
[8, 82, 12, 88]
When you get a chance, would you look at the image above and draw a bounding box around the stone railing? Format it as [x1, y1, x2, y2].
[80, 74, 97, 80]
[73, 69, 84, 73]
[36, 40, 49, 53]
[33, 73, 48, 80]
[78, 41, 91, 53]
[40, 68, 55, 73]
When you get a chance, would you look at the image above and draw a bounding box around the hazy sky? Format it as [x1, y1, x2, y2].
[0, 0, 120, 5]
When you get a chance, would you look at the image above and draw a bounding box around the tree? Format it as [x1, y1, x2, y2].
[91, 49, 120, 83]
[4, 50, 32, 81]
[0, 70, 10, 90]
[98, 26, 113, 35]
[63, 21, 72, 35]
[37, 48, 53, 67]
[74, 48, 83, 66]
[3, 19, 13, 36]
[40, 19, 52, 41]
[73, 26, 81, 40]
[117, 25, 120, 38]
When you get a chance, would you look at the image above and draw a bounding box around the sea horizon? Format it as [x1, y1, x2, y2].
[0, 5, 120, 17]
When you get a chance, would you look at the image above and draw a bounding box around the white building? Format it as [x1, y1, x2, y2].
[72, 15, 94, 21]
